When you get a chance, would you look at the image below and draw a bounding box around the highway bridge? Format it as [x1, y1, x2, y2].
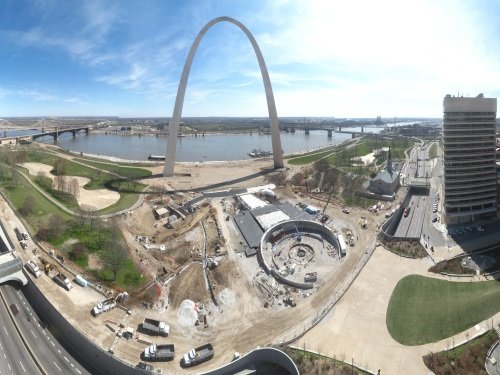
[0, 126, 91, 145]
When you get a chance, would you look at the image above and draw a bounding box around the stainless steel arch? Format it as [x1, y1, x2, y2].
[163, 16, 284, 176]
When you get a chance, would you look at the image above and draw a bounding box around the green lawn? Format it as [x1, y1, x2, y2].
[73, 158, 152, 178]
[0, 173, 71, 230]
[287, 148, 336, 165]
[387, 275, 500, 345]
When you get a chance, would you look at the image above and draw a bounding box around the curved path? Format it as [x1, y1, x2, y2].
[164, 16, 283, 176]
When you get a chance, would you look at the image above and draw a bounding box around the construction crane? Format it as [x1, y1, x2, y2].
[320, 188, 335, 223]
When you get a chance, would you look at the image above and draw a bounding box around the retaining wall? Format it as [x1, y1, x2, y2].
[22, 274, 151, 375]
[259, 220, 339, 290]
[200, 347, 299, 375]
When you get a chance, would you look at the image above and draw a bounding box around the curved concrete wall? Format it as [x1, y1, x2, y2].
[164, 16, 284, 176]
[200, 347, 299, 375]
[260, 220, 339, 289]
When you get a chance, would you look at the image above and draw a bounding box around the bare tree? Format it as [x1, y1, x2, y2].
[70, 178, 79, 198]
[54, 175, 65, 191]
[80, 204, 98, 231]
[102, 222, 125, 281]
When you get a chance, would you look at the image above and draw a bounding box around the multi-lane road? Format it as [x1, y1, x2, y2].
[0, 287, 41, 375]
[0, 284, 90, 375]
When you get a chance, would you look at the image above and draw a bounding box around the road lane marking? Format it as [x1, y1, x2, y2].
[3, 353, 6, 359]
[51, 341, 55, 347]
[3, 327, 8, 336]
[53, 362, 62, 372]
[30, 329, 36, 339]
[57, 349, 61, 354]
[19, 361, 26, 372]
[6, 364, 10, 371]
[75, 369, 81, 374]
[64, 356, 69, 363]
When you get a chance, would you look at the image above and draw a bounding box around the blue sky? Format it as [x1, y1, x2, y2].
[1, 0, 500, 118]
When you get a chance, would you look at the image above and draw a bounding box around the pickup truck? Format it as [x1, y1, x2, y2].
[53, 272, 73, 291]
[142, 318, 170, 336]
[181, 343, 214, 368]
[92, 298, 116, 316]
[142, 344, 175, 361]
[25, 261, 41, 278]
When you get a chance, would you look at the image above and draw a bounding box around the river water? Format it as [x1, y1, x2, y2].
[4, 125, 392, 162]
[37, 130, 357, 162]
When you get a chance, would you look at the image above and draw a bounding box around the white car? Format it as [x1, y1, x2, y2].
[477, 227, 485, 232]
[342, 208, 350, 214]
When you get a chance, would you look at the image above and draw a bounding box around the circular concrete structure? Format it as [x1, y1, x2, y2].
[260, 220, 340, 289]
[163, 16, 284, 177]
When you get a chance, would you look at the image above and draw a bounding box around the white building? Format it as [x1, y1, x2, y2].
[443, 94, 498, 225]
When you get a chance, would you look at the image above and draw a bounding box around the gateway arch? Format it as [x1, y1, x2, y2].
[163, 16, 284, 177]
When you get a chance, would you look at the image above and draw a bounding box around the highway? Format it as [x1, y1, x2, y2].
[394, 195, 426, 238]
[0, 284, 90, 375]
[0, 286, 42, 375]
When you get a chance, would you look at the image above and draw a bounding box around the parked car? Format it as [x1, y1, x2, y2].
[432, 217, 438, 223]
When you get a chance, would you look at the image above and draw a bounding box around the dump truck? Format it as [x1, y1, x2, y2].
[181, 344, 214, 368]
[142, 344, 175, 361]
[14, 227, 23, 241]
[53, 272, 73, 291]
[25, 260, 41, 278]
[142, 318, 170, 337]
[92, 298, 116, 316]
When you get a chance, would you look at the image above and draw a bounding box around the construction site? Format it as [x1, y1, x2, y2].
[0, 152, 385, 374]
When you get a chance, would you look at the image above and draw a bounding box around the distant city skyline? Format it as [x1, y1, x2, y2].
[1, 0, 499, 118]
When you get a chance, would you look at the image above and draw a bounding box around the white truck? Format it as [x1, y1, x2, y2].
[53, 272, 73, 291]
[25, 261, 41, 278]
[142, 344, 175, 361]
[337, 234, 347, 256]
[142, 318, 170, 337]
[181, 344, 214, 368]
[92, 298, 116, 316]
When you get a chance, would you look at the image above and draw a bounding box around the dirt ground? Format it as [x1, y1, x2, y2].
[168, 262, 209, 308]
[19, 162, 120, 210]
[6, 152, 392, 374]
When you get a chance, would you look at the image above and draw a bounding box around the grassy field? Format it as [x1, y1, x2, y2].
[387, 275, 500, 345]
[20, 150, 147, 213]
[287, 148, 336, 165]
[0, 171, 71, 229]
[73, 158, 152, 178]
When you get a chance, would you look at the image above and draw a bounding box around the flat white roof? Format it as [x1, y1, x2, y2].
[256, 211, 290, 230]
[155, 207, 169, 215]
[246, 184, 275, 194]
[239, 194, 268, 210]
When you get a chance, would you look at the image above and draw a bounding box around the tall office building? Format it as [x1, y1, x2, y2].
[443, 94, 497, 225]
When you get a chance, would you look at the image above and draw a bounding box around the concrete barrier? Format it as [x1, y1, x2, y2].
[200, 347, 299, 375]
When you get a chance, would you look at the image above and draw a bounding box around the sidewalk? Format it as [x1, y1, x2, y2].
[296, 246, 500, 375]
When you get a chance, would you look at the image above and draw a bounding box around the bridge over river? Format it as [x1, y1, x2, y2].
[0, 126, 91, 145]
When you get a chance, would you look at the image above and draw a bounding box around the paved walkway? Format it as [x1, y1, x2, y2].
[295, 247, 500, 375]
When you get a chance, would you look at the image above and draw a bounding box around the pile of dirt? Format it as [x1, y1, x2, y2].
[177, 299, 198, 327]
[218, 288, 236, 306]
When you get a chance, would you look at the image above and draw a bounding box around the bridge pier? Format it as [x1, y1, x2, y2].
[304, 128, 309, 135]
[71, 129, 76, 138]
[54, 127, 58, 142]
[327, 130, 332, 138]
